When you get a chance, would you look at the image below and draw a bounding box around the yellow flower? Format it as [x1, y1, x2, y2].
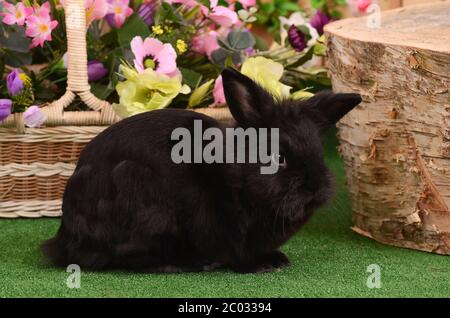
[112, 64, 190, 118]
[241, 56, 291, 100]
[188, 79, 214, 108]
[176, 39, 187, 54]
[18, 73, 31, 86]
[152, 25, 164, 35]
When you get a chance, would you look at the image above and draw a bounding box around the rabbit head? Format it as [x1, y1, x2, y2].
[221, 68, 362, 221]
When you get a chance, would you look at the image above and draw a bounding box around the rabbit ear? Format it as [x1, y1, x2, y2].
[221, 68, 273, 125]
[309, 91, 362, 126]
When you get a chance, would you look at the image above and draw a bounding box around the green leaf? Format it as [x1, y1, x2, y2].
[291, 89, 314, 100]
[34, 87, 57, 101]
[224, 54, 235, 68]
[0, 54, 4, 79]
[260, 2, 275, 14]
[211, 48, 228, 66]
[218, 37, 233, 51]
[301, 66, 328, 76]
[330, 9, 343, 19]
[313, 43, 326, 56]
[287, 45, 315, 68]
[196, 0, 210, 7]
[4, 51, 32, 67]
[0, 25, 31, 53]
[118, 14, 150, 47]
[101, 30, 119, 46]
[279, 2, 300, 12]
[310, 0, 326, 9]
[211, 48, 241, 68]
[297, 25, 312, 40]
[184, 5, 201, 20]
[91, 83, 114, 100]
[227, 30, 255, 50]
[155, 2, 182, 25]
[254, 35, 269, 52]
[180, 67, 203, 88]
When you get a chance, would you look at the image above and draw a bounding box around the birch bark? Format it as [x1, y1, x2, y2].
[325, 2, 450, 254]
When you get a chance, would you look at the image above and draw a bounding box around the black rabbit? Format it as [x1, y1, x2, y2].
[42, 68, 361, 273]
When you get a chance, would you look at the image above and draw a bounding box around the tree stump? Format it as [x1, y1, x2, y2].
[325, 2, 450, 255]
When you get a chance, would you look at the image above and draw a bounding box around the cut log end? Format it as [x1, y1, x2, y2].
[324, 2, 450, 54]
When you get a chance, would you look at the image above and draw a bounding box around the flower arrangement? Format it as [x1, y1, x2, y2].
[0, 0, 336, 125]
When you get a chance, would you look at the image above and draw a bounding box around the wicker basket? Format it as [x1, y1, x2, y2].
[0, 0, 232, 218]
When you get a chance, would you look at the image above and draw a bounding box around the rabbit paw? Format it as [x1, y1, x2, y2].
[264, 250, 290, 269]
[232, 262, 274, 274]
[232, 251, 290, 273]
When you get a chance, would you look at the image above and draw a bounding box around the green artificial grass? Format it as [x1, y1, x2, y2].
[1, 131, 449, 298]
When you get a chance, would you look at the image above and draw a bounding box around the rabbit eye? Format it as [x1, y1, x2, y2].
[271, 153, 287, 167]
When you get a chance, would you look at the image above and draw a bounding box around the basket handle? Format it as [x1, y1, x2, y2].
[37, 0, 118, 130]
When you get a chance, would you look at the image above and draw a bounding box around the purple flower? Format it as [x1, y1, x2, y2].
[23, 105, 47, 128]
[0, 99, 12, 122]
[310, 10, 331, 35]
[87, 60, 108, 82]
[288, 25, 307, 52]
[138, 0, 159, 26]
[104, 14, 115, 28]
[6, 69, 24, 96]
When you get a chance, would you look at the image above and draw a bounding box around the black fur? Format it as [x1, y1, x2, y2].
[42, 68, 361, 273]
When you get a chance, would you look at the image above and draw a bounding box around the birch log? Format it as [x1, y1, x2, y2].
[325, 2, 450, 255]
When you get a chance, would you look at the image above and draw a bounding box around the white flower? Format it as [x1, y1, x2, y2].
[23, 106, 47, 128]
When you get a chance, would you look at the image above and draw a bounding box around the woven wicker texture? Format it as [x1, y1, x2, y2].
[0, 0, 234, 217]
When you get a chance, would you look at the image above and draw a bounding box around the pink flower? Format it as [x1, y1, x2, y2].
[130, 36, 179, 77]
[32, 1, 51, 18]
[357, 0, 372, 13]
[25, 12, 58, 48]
[23, 105, 47, 128]
[107, 0, 133, 28]
[225, 0, 255, 9]
[211, 75, 226, 107]
[192, 30, 220, 59]
[86, 0, 109, 25]
[0, 1, 33, 26]
[347, 0, 372, 15]
[209, 6, 238, 28]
